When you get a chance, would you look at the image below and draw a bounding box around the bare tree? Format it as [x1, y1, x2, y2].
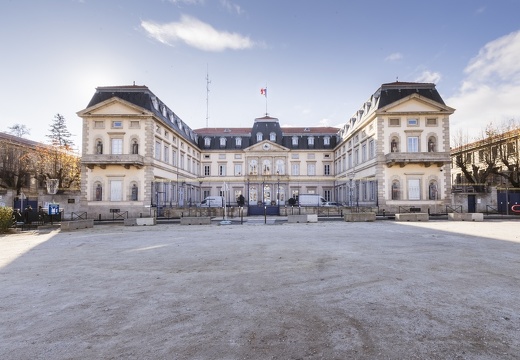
[7, 124, 30, 138]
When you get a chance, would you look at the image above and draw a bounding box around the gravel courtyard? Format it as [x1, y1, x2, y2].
[1, 220, 519, 359]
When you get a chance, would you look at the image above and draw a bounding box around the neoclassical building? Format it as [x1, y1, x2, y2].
[77, 81, 454, 217]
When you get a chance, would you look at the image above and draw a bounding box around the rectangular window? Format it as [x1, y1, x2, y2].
[204, 165, 210, 176]
[348, 152, 352, 169]
[324, 190, 331, 202]
[426, 118, 437, 126]
[354, 149, 359, 165]
[389, 118, 400, 126]
[369, 140, 375, 158]
[172, 150, 177, 166]
[94, 121, 104, 128]
[129, 121, 139, 128]
[234, 164, 242, 176]
[164, 146, 169, 163]
[408, 179, 421, 200]
[111, 138, 123, 154]
[362, 144, 367, 162]
[307, 163, 316, 176]
[110, 180, 122, 201]
[324, 164, 330, 175]
[407, 118, 419, 126]
[292, 137, 298, 146]
[155, 141, 161, 159]
[180, 154, 185, 169]
[407, 137, 419, 152]
[292, 163, 300, 176]
[308, 137, 314, 146]
[324, 136, 330, 145]
[219, 164, 226, 176]
[112, 121, 123, 128]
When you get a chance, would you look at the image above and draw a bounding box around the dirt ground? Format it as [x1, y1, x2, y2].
[1, 220, 519, 359]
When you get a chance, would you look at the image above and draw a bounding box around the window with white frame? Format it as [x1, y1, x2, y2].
[407, 136, 419, 152]
[218, 164, 226, 176]
[408, 179, 421, 200]
[164, 145, 169, 163]
[369, 140, 375, 158]
[324, 136, 330, 146]
[110, 180, 123, 201]
[292, 163, 300, 176]
[204, 137, 211, 147]
[270, 132, 276, 141]
[308, 136, 314, 146]
[220, 137, 227, 147]
[154, 141, 161, 159]
[292, 136, 298, 146]
[324, 164, 330, 175]
[275, 159, 285, 175]
[235, 137, 242, 147]
[407, 118, 419, 126]
[111, 138, 123, 155]
[256, 132, 263, 142]
[234, 163, 242, 176]
[204, 165, 210, 176]
[180, 154, 185, 169]
[307, 163, 316, 176]
[112, 121, 123, 129]
[361, 143, 367, 162]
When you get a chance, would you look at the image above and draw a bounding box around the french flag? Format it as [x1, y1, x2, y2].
[260, 88, 267, 97]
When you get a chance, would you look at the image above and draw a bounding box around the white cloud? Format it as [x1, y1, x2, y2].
[415, 70, 441, 84]
[220, 0, 243, 14]
[318, 118, 330, 127]
[448, 30, 520, 142]
[385, 52, 403, 61]
[141, 15, 254, 51]
[168, 0, 204, 4]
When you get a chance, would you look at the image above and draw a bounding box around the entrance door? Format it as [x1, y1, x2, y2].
[467, 194, 476, 213]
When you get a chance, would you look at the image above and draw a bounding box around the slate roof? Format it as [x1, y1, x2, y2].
[376, 82, 445, 108]
[86, 85, 198, 146]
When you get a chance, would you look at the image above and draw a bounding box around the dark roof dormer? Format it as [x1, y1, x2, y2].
[251, 115, 283, 146]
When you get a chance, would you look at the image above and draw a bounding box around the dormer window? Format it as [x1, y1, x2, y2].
[308, 136, 314, 146]
[235, 137, 242, 147]
[304, 128, 310, 132]
[256, 132, 263, 142]
[204, 137, 211, 147]
[323, 136, 330, 146]
[270, 132, 276, 141]
[220, 137, 227, 147]
[292, 136, 298, 146]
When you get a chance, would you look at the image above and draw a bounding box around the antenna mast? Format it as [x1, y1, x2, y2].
[206, 65, 211, 127]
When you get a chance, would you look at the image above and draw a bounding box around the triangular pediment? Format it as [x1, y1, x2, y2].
[77, 97, 151, 117]
[244, 140, 289, 152]
[378, 93, 455, 114]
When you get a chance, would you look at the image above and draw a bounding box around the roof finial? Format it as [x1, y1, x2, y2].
[396, 76, 399, 82]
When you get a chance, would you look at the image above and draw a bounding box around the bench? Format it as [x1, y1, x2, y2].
[180, 217, 212, 225]
[60, 219, 94, 231]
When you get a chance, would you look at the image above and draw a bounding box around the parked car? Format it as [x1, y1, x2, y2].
[323, 201, 342, 207]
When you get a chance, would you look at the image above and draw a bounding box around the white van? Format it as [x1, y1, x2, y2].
[198, 196, 224, 208]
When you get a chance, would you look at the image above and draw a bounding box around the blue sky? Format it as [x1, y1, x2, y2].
[1, 0, 520, 150]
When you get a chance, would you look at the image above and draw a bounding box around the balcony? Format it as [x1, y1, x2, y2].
[82, 154, 145, 169]
[385, 152, 450, 168]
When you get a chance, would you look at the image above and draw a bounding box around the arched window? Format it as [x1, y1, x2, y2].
[429, 181, 438, 200]
[428, 137, 436, 152]
[308, 136, 315, 146]
[235, 137, 242, 147]
[270, 132, 276, 141]
[256, 132, 263, 142]
[95, 183, 102, 201]
[292, 136, 298, 146]
[391, 180, 400, 200]
[220, 137, 227, 147]
[276, 159, 285, 175]
[249, 159, 258, 175]
[204, 137, 211, 147]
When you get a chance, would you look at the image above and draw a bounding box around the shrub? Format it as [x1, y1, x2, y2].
[0, 206, 14, 233]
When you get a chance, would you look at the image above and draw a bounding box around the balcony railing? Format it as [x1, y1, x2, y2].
[81, 154, 145, 169]
[385, 151, 450, 167]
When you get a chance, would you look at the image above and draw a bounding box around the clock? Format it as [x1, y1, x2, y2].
[262, 143, 271, 150]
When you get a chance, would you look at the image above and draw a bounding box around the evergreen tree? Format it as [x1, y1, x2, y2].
[46, 113, 74, 148]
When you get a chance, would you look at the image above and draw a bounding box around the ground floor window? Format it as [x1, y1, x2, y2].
[408, 179, 421, 200]
[110, 180, 122, 201]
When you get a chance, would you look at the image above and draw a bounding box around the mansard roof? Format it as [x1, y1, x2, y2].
[85, 85, 198, 145]
[376, 81, 445, 108]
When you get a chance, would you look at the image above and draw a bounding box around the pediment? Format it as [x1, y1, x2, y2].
[379, 94, 454, 114]
[244, 140, 288, 153]
[77, 97, 150, 117]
